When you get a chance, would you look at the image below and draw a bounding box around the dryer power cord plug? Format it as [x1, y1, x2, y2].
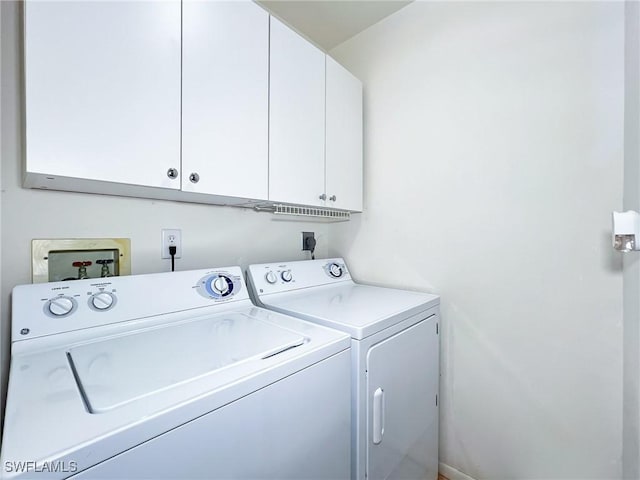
[169, 245, 177, 272]
[305, 236, 317, 260]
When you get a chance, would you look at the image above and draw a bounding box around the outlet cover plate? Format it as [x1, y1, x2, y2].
[302, 231, 315, 251]
[161, 229, 182, 259]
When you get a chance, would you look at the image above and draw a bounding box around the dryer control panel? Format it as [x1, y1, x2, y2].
[248, 258, 352, 296]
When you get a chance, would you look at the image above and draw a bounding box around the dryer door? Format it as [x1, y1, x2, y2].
[366, 316, 439, 480]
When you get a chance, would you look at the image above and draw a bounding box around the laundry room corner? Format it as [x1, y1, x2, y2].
[328, 2, 624, 479]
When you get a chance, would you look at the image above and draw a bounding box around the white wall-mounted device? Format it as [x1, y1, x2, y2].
[612, 211, 640, 252]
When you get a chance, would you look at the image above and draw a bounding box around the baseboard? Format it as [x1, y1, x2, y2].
[439, 462, 477, 480]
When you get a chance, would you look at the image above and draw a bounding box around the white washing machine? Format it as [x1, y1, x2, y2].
[247, 258, 440, 480]
[2, 267, 351, 479]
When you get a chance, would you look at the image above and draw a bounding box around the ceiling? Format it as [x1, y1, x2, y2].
[257, 1, 412, 51]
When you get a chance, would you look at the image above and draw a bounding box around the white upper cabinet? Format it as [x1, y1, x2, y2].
[24, 1, 181, 189]
[182, 1, 269, 200]
[326, 57, 363, 212]
[24, 4, 363, 212]
[269, 17, 326, 207]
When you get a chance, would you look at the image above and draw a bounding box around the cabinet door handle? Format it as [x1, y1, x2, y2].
[167, 168, 178, 179]
[319, 193, 327, 201]
[373, 387, 385, 445]
[329, 195, 337, 202]
[189, 172, 200, 184]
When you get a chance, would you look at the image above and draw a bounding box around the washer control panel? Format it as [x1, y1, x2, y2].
[196, 272, 242, 300]
[12, 266, 250, 342]
[41, 281, 119, 320]
[248, 258, 352, 296]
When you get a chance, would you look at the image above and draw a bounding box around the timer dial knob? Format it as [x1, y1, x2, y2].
[281, 270, 293, 282]
[212, 276, 230, 295]
[48, 297, 75, 316]
[329, 263, 343, 278]
[91, 292, 115, 310]
[265, 271, 277, 284]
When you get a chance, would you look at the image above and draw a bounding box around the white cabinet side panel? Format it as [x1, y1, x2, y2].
[326, 57, 363, 212]
[24, 1, 181, 189]
[269, 17, 326, 206]
[182, 1, 269, 200]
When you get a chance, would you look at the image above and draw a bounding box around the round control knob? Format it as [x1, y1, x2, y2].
[329, 263, 343, 278]
[197, 274, 236, 299]
[212, 276, 230, 295]
[281, 270, 293, 282]
[265, 271, 277, 284]
[91, 292, 114, 310]
[48, 297, 75, 316]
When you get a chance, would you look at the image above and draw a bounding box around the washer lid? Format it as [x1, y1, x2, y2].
[68, 313, 306, 413]
[260, 283, 440, 339]
[1, 306, 349, 478]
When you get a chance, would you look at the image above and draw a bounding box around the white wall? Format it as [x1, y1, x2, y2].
[0, 0, 328, 428]
[0, 0, 4, 441]
[624, 2, 640, 478]
[329, 2, 624, 478]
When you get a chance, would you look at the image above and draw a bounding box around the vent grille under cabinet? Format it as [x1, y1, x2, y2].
[253, 204, 351, 221]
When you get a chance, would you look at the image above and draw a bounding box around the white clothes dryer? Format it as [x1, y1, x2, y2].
[247, 258, 441, 480]
[2, 267, 351, 479]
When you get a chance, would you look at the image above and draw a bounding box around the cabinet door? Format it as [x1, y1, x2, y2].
[24, 1, 181, 189]
[269, 17, 326, 207]
[366, 318, 439, 480]
[326, 57, 363, 212]
[182, 1, 269, 200]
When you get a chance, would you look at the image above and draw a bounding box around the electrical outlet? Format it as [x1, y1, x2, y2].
[161, 229, 182, 259]
[302, 232, 316, 252]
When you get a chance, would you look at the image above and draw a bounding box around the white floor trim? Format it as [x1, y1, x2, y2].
[439, 462, 477, 480]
